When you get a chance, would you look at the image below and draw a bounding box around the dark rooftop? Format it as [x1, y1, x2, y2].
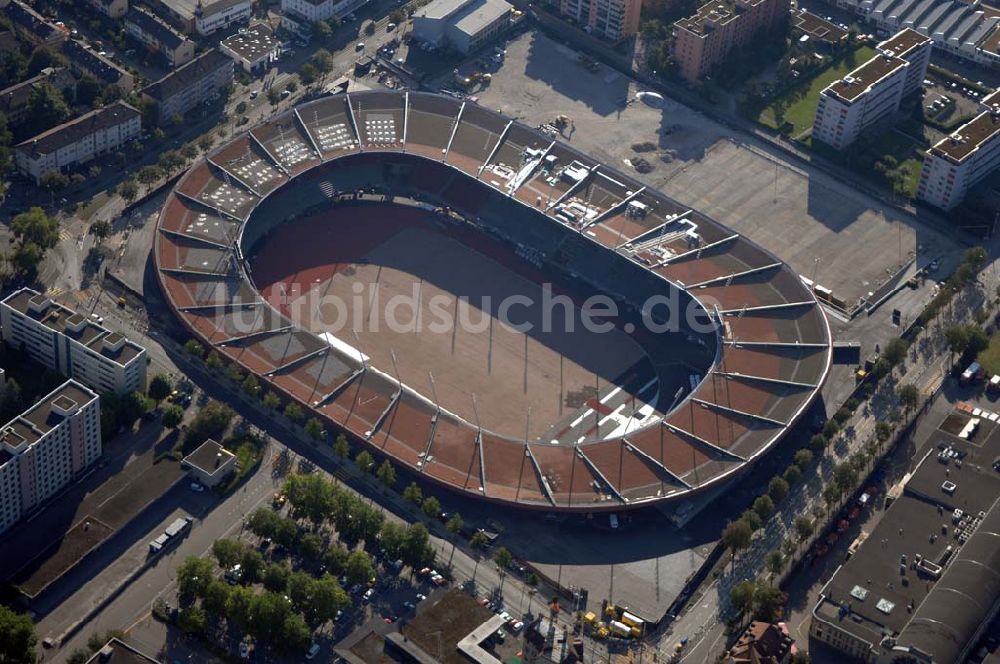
[15, 101, 140, 160]
[7, 0, 64, 43]
[791, 9, 848, 43]
[84, 638, 162, 664]
[1, 381, 97, 450]
[825, 52, 908, 103]
[143, 49, 232, 103]
[126, 6, 189, 51]
[878, 26, 931, 59]
[929, 110, 1000, 163]
[62, 40, 131, 86]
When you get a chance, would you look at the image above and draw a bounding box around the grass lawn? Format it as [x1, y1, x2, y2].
[978, 334, 1000, 376]
[807, 127, 924, 198]
[758, 46, 876, 135]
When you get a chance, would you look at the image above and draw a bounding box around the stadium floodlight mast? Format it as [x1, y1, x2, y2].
[471, 393, 482, 433]
[428, 371, 440, 414]
[351, 328, 368, 372]
[389, 349, 402, 388]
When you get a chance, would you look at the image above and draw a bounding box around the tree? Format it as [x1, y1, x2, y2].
[202, 578, 232, 616]
[299, 63, 319, 85]
[876, 421, 894, 443]
[263, 562, 291, 592]
[177, 556, 215, 598]
[966, 245, 987, 272]
[334, 433, 349, 459]
[243, 373, 260, 397]
[721, 520, 752, 572]
[402, 522, 433, 569]
[833, 462, 857, 491]
[187, 400, 234, 446]
[0, 605, 36, 664]
[267, 88, 281, 105]
[162, 403, 184, 429]
[263, 391, 281, 410]
[226, 362, 244, 383]
[741, 508, 762, 532]
[422, 495, 441, 519]
[883, 337, 908, 366]
[794, 516, 814, 544]
[178, 606, 207, 635]
[379, 521, 406, 558]
[403, 481, 422, 505]
[287, 571, 314, 612]
[90, 219, 112, 241]
[794, 448, 814, 469]
[898, 383, 919, 413]
[323, 545, 349, 575]
[25, 82, 70, 136]
[730, 580, 756, 623]
[239, 548, 264, 584]
[12, 207, 59, 250]
[345, 550, 374, 586]
[136, 165, 164, 187]
[768, 476, 789, 503]
[311, 20, 332, 40]
[284, 402, 304, 423]
[765, 550, 784, 580]
[280, 613, 312, 653]
[808, 433, 827, 453]
[158, 150, 184, 174]
[446, 512, 464, 564]
[470, 530, 488, 582]
[376, 459, 396, 489]
[225, 585, 255, 628]
[27, 47, 68, 77]
[286, 80, 298, 94]
[494, 546, 513, 593]
[306, 574, 350, 625]
[783, 464, 801, 485]
[118, 178, 139, 203]
[249, 591, 292, 641]
[304, 416, 324, 440]
[119, 391, 153, 424]
[284, 473, 334, 525]
[182, 143, 199, 160]
[312, 49, 333, 74]
[149, 374, 172, 403]
[212, 538, 245, 568]
[300, 532, 324, 561]
[753, 494, 774, 520]
[753, 581, 784, 621]
[823, 483, 842, 508]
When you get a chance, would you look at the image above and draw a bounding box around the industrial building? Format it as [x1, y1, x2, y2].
[13, 101, 142, 183]
[810, 404, 1000, 663]
[412, 0, 514, 54]
[0, 288, 148, 395]
[811, 28, 931, 149]
[0, 381, 101, 536]
[917, 89, 1000, 210]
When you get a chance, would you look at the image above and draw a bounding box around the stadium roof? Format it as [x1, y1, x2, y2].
[154, 91, 831, 512]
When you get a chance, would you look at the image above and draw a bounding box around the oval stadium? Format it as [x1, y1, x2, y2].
[154, 90, 832, 512]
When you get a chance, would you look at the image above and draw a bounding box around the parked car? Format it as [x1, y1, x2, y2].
[306, 643, 321, 660]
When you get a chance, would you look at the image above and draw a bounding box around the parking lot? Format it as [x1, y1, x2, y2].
[460, 31, 965, 316]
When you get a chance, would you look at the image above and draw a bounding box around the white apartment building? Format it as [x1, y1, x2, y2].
[147, 0, 251, 35]
[0, 381, 101, 535]
[13, 101, 141, 183]
[812, 29, 931, 149]
[281, 0, 367, 22]
[918, 90, 1000, 210]
[0, 289, 147, 395]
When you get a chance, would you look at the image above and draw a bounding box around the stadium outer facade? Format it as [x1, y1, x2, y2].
[154, 91, 832, 513]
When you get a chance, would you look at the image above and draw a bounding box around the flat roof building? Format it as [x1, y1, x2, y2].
[812, 28, 931, 149]
[182, 439, 236, 487]
[671, 0, 791, 82]
[918, 89, 1000, 210]
[219, 23, 281, 73]
[145, 0, 252, 35]
[14, 101, 141, 183]
[0, 288, 147, 395]
[809, 406, 1000, 663]
[125, 6, 196, 67]
[142, 48, 234, 125]
[556, 0, 641, 41]
[0, 380, 101, 536]
[412, 0, 513, 54]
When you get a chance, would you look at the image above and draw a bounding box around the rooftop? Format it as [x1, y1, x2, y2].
[182, 439, 235, 476]
[143, 49, 232, 103]
[451, 0, 513, 38]
[62, 40, 131, 86]
[929, 107, 1000, 163]
[7, 0, 64, 43]
[877, 26, 931, 58]
[0, 67, 73, 117]
[791, 9, 848, 44]
[824, 52, 908, 103]
[84, 638, 162, 664]
[219, 23, 279, 63]
[126, 6, 190, 51]
[154, 0, 249, 22]
[15, 101, 140, 159]
[0, 381, 97, 451]
[814, 405, 1000, 660]
[674, 0, 742, 36]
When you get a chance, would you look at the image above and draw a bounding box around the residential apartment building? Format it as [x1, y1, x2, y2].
[811, 28, 931, 149]
[219, 23, 281, 73]
[141, 49, 234, 125]
[0, 289, 147, 395]
[0, 381, 101, 535]
[62, 40, 136, 92]
[0, 67, 76, 127]
[557, 0, 641, 41]
[412, 0, 513, 54]
[822, 0, 1000, 66]
[671, 0, 790, 82]
[14, 101, 141, 182]
[918, 89, 1000, 210]
[145, 0, 252, 35]
[7, 0, 67, 48]
[280, 0, 369, 22]
[125, 6, 196, 67]
[83, 0, 129, 19]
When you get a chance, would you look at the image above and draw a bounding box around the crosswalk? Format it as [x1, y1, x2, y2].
[59, 229, 73, 242]
[45, 286, 65, 298]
